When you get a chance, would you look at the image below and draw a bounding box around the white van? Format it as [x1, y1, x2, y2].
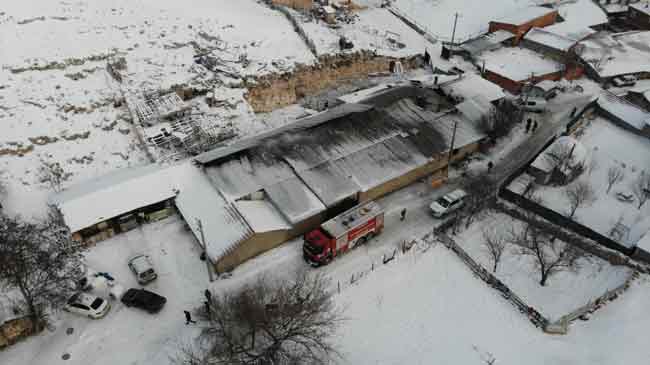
[429, 189, 467, 218]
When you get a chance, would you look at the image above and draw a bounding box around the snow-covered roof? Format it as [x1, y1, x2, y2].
[602, 4, 629, 14]
[493, 6, 555, 25]
[205, 88, 484, 216]
[460, 30, 513, 55]
[555, 0, 608, 29]
[456, 95, 494, 124]
[630, 3, 650, 16]
[530, 136, 588, 173]
[543, 23, 595, 41]
[235, 200, 290, 233]
[579, 31, 650, 78]
[265, 177, 326, 225]
[195, 103, 373, 165]
[337, 84, 396, 104]
[440, 73, 506, 102]
[173, 163, 253, 263]
[50, 164, 179, 233]
[525, 27, 577, 52]
[534, 80, 561, 92]
[480, 47, 564, 82]
[597, 91, 650, 131]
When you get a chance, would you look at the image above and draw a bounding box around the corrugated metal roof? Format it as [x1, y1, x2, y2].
[265, 177, 326, 225]
[297, 162, 360, 207]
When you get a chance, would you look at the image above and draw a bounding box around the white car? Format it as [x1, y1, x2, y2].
[64, 293, 111, 319]
[128, 254, 157, 285]
[515, 98, 547, 113]
[429, 189, 467, 218]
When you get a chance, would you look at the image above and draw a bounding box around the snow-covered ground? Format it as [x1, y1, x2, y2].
[335, 240, 650, 365]
[529, 116, 650, 246]
[298, 7, 430, 57]
[0, 0, 319, 220]
[454, 212, 633, 320]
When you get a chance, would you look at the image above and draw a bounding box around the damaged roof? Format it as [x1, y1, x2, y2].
[200, 85, 485, 224]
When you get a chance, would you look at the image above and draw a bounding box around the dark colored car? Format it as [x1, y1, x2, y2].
[121, 288, 167, 313]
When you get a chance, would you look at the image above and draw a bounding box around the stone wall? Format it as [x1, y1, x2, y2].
[244, 51, 420, 112]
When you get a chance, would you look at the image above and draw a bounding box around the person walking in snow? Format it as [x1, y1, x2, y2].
[400, 208, 407, 221]
[487, 161, 494, 172]
[423, 50, 431, 66]
[204, 289, 212, 304]
[526, 118, 532, 133]
[532, 120, 538, 132]
[184, 310, 196, 325]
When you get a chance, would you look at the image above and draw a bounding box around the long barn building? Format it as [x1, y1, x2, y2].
[51, 86, 486, 272]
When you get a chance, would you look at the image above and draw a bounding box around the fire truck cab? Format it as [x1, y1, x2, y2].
[303, 201, 384, 266]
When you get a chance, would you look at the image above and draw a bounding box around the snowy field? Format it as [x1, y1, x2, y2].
[336, 240, 650, 365]
[0, 0, 317, 219]
[530, 117, 650, 246]
[454, 212, 633, 320]
[298, 7, 430, 57]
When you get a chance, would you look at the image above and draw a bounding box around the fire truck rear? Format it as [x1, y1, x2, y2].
[303, 201, 384, 266]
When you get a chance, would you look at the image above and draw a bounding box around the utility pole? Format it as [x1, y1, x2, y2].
[196, 218, 215, 282]
[446, 119, 458, 176]
[450, 12, 460, 46]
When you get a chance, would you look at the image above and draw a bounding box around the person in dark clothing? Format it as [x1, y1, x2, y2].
[204, 289, 212, 304]
[400, 208, 407, 221]
[487, 161, 494, 172]
[423, 50, 431, 65]
[526, 118, 532, 133]
[532, 120, 538, 132]
[184, 310, 196, 325]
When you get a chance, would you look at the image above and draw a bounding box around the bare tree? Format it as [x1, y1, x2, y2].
[509, 220, 583, 286]
[482, 227, 508, 272]
[479, 99, 522, 140]
[461, 173, 498, 229]
[606, 165, 624, 193]
[631, 171, 650, 209]
[176, 272, 344, 365]
[0, 213, 83, 328]
[37, 160, 71, 192]
[563, 181, 595, 219]
[545, 142, 582, 185]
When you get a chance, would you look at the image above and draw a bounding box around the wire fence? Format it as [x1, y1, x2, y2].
[330, 232, 438, 296]
[435, 232, 550, 329]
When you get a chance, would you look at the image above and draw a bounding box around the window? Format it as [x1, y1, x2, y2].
[90, 298, 104, 310]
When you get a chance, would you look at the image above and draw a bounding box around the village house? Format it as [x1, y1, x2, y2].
[596, 90, 650, 138]
[577, 31, 650, 84]
[625, 85, 650, 111]
[477, 46, 569, 94]
[488, 6, 558, 45]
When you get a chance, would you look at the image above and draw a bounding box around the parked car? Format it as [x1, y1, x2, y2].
[429, 189, 467, 218]
[64, 293, 111, 319]
[128, 254, 157, 284]
[515, 98, 547, 113]
[611, 75, 636, 87]
[121, 288, 167, 313]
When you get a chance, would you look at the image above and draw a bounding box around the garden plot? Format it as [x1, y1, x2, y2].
[454, 212, 633, 320]
[529, 116, 650, 248]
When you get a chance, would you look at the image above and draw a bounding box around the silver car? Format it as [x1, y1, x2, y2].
[128, 255, 157, 284]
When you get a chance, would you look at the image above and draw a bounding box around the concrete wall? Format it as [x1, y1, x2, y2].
[489, 11, 558, 45]
[244, 51, 420, 112]
[215, 229, 292, 273]
[214, 212, 325, 273]
[359, 142, 481, 202]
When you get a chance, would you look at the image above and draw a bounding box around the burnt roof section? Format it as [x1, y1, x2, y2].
[201, 86, 485, 215]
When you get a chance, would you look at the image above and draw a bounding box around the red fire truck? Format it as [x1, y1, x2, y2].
[303, 201, 384, 266]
